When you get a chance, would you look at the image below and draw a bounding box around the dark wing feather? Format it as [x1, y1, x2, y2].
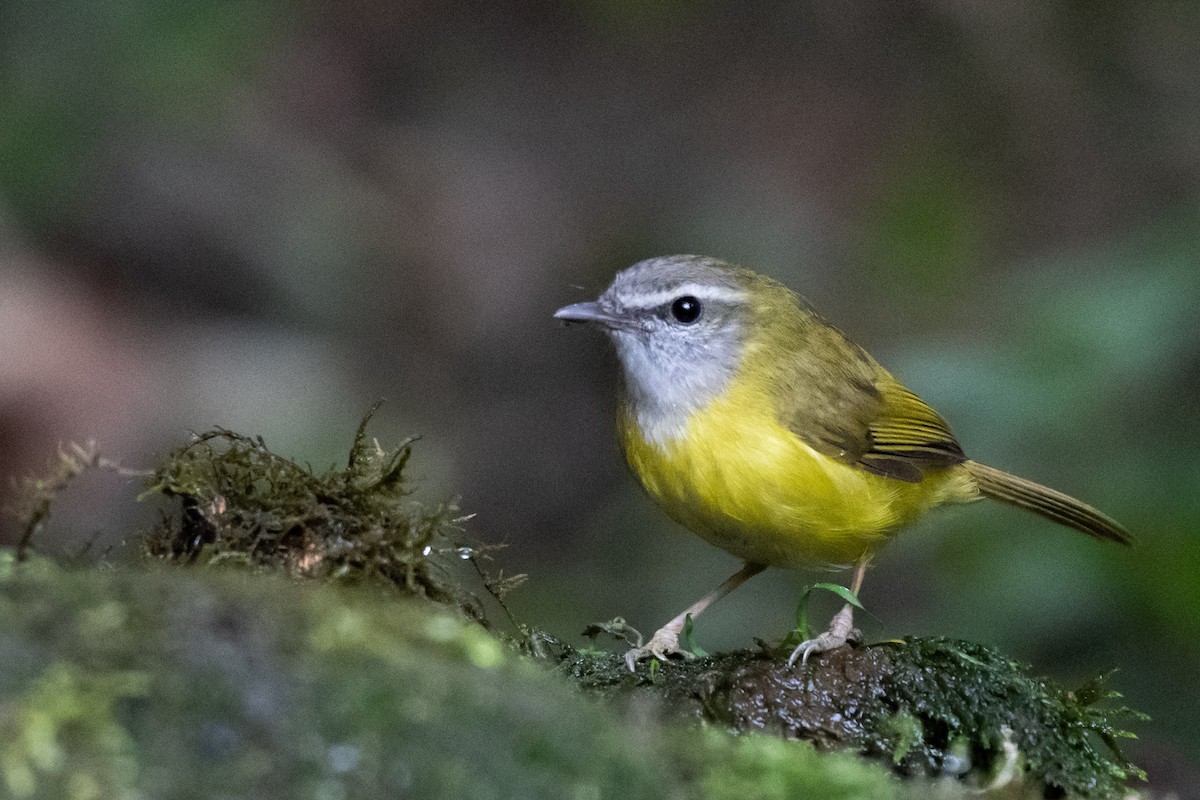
[857, 385, 966, 481]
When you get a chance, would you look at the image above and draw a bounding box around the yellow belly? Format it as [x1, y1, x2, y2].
[619, 383, 976, 568]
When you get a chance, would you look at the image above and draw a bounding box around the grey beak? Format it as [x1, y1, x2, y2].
[554, 300, 623, 328]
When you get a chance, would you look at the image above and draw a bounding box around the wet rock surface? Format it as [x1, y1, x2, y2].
[557, 637, 1144, 798]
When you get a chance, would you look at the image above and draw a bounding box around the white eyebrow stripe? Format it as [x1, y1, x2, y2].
[621, 284, 747, 309]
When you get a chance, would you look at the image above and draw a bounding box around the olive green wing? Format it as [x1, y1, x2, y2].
[775, 332, 965, 483]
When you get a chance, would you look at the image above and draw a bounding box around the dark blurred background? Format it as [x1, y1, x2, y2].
[2, 0, 1197, 793]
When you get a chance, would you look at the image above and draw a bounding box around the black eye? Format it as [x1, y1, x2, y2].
[670, 296, 702, 324]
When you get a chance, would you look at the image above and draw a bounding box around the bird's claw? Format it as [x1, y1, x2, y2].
[787, 601, 862, 667]
[786, 626, 862, 667]
[624, 628, 695, 671]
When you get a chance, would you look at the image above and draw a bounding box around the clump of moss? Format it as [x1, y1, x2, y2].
[555, 637, 1145, 799]
[863, 638, 1145, 795]
[141, 403, 487, 618]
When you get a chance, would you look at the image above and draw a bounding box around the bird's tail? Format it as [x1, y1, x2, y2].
[963, 460, 1131, 545]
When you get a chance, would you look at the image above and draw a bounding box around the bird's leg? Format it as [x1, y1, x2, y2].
[787, 554, 871, 667]
[625, 562, 766, 671]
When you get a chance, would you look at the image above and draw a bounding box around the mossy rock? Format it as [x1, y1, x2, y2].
[1, 417, 1144, 799]
[556, 636, 1144, 798]
[0, 556, 922, 800]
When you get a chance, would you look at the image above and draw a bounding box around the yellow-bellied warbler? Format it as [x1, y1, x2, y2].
[555, 255, 1130, 671]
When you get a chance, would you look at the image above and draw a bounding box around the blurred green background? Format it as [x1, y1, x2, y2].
[1, 1, 1197, 794]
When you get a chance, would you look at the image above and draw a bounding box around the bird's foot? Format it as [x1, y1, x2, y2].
[787, 603, 862, 667]
[624, 626, 695, 671]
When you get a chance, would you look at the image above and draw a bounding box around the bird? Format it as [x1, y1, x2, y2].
[554, 255, 1130, 671]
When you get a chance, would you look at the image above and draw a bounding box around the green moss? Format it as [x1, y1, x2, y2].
[865, 638, 1146, 793]
[555, 637, 1144, 798]
[692, 731, 901, 800]
[140, 404, 490, 618]
[0, 558, 942, 800]
[879, 711, 925, 766]
[0, 662, 146, 800]
[0, 560, 670, 799]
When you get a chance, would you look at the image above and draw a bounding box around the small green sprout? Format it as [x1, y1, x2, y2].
[785, 582, 864, 647]
[681, 613, 708, 658]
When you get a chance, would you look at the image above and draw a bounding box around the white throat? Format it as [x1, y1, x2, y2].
[612, 328, 740, 447]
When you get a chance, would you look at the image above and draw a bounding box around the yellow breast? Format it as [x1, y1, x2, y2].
[619, 379, 971, 568]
